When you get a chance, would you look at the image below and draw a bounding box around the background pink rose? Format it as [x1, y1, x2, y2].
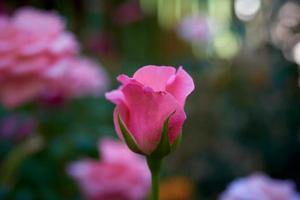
[42, 58, 108, 100]
[105, 65, 194, 155]
[67, 138, 150, 200]
[0, 7, 108, 109]
[220, 173, 300, 200]
[0, 7, 78, 76]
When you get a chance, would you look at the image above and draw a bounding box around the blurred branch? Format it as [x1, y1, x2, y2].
[0, 135, 44, 189]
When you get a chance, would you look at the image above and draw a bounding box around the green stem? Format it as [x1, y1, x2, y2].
[147, 157, 162, 200]
[0, 136, 43, 187]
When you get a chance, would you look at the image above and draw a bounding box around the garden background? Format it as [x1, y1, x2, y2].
[0, 0, 299, 199]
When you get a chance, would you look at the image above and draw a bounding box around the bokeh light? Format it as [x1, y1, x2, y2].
[234, 0, 261, 22]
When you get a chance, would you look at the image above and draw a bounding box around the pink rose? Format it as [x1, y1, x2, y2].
[67, 138, 150, 200]
[220, 173, 300, 200]
[0, 7, 77, 108]
[105, 65, 194, 155]
[0, 7, 78, 76]
[43, 58, 108, 100]
[0, 7, 108, 109]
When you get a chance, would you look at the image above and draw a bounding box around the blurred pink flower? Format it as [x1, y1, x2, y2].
[0, 7, 78, 75]
[0, 7, 108, 109]
[67, 138, 150, 200]
[177, 15, 212, 44]
[220, 173, 300, 200]
[105, 65, 194, 155]
[42, 58, 108, 101]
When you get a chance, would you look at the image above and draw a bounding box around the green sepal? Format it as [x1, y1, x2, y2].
[171, 133, 182, 152]
[150, 114, 173, 159]
[117, 113, 144, 155]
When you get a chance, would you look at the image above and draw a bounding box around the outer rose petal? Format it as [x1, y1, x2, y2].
[105, 78, 141, 104]
[133, 65, 176, 91]
[120, 83, 185, 154]
[117, 74, 132, 85]
[166, 67, 195, 107]
[113, 105, 129, 142]
[105, 89, 125, 104]
[168, 107, 186, 143]
[106, 88, 130, 143]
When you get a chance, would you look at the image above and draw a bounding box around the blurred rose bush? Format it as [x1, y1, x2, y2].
[67, 138, 150, 200]
[220, 173, 300, 200]
[0, 7, 108, 109]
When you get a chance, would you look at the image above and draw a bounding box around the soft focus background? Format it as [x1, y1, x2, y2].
[0, 0, 300, 199]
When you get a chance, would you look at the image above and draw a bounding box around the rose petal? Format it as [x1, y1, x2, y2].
[105, 89, 125, 105]
[133, 65, 176, 91]
[120, 83, 185, 154]
[166, 66, 195, 107]
[117, 74, 132, 85]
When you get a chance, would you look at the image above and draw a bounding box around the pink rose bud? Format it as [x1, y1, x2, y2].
[67, 138, 150, 200]
[105, 65, 194, 156]
[220, 173, 300, 200]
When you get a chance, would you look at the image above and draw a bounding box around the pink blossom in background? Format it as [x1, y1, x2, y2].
[0, 7, 78, 76]
[105, 65, 194, 155]
[42, 58, 108, 102]
[220, 173, 300, 200]
[0, 7, 108, 109]
[177, 15, 212, 44]
[67, 138, 150, 200]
